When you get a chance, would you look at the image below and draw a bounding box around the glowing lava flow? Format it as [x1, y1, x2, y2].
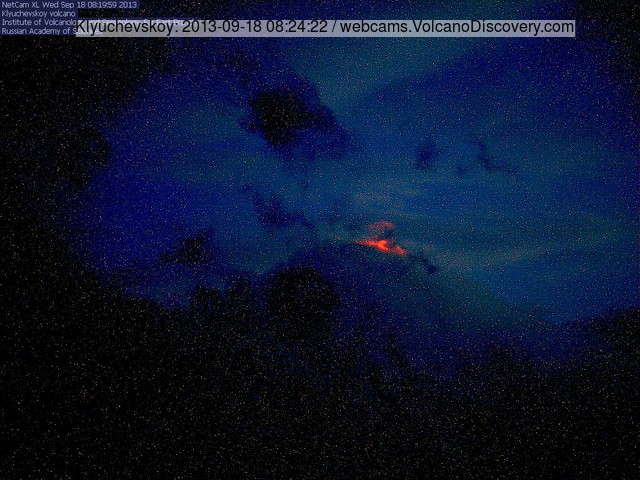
[355, 221, 408, 256]
[355, 238, 408, 256]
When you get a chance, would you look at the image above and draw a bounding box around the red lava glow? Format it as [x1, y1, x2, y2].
[355, 238, 408, 256]
[355, 221, 409, 256]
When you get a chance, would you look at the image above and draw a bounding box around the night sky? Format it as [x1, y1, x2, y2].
[3, 0, 639, 477]
[64, 5, 637, 321]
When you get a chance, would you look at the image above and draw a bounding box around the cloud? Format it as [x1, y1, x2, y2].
[415, 141, 440, 171]
[242, 77, 351, 165]
[244, 185, 311, 231]
[160, 231, 216, 266]
[456, 140, 519, 177]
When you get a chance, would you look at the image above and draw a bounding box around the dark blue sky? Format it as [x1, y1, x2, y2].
[63, 0, 638, 325]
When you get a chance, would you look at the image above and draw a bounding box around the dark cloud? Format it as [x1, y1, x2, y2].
[456, 140, 519, 176]
[243, 186, 311, 230]
[160, 231, 215, 266]
[242, 78, 350, 162]
[476, 140, 519, 175]
[415, 256, 439, 275]
[415, 141, 440, 171]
